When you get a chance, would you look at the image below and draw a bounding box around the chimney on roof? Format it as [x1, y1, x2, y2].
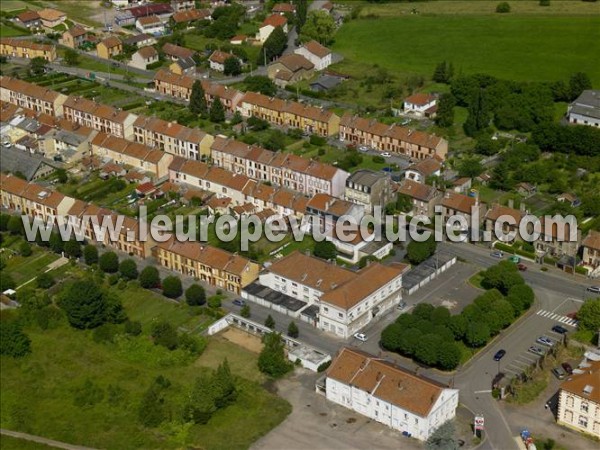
[444, 191, 450, 199]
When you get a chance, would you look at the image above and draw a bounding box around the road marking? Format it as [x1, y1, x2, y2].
[511, 360, 530, 367]
[474, 390, 492, 394]
[536, 309, 578, 327]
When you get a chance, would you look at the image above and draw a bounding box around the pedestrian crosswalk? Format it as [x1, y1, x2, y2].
[536, 310, 578, 327]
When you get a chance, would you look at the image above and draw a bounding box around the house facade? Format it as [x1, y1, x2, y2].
[404, 157, 443, 184]
[403, 93, 437, 117]
[133, 115, 214, 160]
[210, 136, 349, 197]
[136, 15, 165, 35]
[324, 347, 459, 441]
[91, 132, 173, 179]
[344, 169, 391, 215]
[556, 360, 600, 438]
[154, 238, 260, 294]
[154, 69, 194, 100]
[257, 15, 288, 43]
[582, 230, 600, 269]
[60, 26, 87, 49]
[0, 76, 67, 116]
[268, 54, 314, 87]
[0, 38, 57, 61]
[397, 179, 442, 218]
[130, 46, 159, 70]
[294, 40, 332, 71]
[209, 50, 238, 72]
[96, 36, 122, 59]
[63, 96, 137, 139]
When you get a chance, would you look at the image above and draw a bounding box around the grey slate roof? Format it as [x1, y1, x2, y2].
[570, 90, 600, 120]
[310, 74, 342, 91]
[1, 147, 51, 181]
[346, 169, 389, 188]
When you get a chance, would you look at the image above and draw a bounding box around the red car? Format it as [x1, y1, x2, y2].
[517, 263, 527, 271]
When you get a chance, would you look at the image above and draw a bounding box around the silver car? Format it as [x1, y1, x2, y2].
[536, 336, 555, 347]
[528, 346, 546, 356]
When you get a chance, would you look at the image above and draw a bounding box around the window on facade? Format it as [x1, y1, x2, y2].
[338, 312, 343, 318]
[578, 416, 588, 428]
[567, 396, 575, 407]
[581, 403, 589, 413]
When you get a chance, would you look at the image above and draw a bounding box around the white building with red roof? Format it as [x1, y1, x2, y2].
[257, 14, 288, 43]
[403, 93, 438, 117]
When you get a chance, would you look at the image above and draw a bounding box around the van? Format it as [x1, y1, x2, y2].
[552, 366, 566, 380]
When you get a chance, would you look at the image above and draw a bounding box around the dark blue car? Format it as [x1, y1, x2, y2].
[493, 349, 506, 361]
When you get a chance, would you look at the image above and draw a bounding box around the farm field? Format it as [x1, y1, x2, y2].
[333, 14, 600, 85]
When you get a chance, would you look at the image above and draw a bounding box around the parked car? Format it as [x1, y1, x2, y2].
[528, 346, 546, 356]
[517, 263, 527, 271]
[353, 332, 368, 342]
[397, 301, 407, 310]
[561, 362, 573, 374]
[509, 255, 520, 263]
[381, 152, 392, 158]
[552, 325, 568, 334]
[491, 251, 504, 258]
[536, 336, 555, 347]
[358, 145, 369, 152]
[493, 349, 506, 361]
[552, 366, 567, 380]
[587, 286, 600, 294]
[232, 299, 245, 307]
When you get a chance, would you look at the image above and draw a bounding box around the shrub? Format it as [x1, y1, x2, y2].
[0, 321, 31, 358]
[496, 2, 511, 13]
[19, 241, 32, 257]
[258, 332, 293, 378]
[84, 245, 98, 265]
[36, 272, 55, 289]
[207, 295, 222, 308]
[317, 360, 332, 372]
[119, 259, 138, 280]
[372, 155, 385, 164]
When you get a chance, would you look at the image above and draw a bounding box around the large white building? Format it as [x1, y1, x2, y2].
[557, 360, 600, 438]
[323, 347, 459, 441]
[567, 90, 600, 128]
[256, 251, 408, 338]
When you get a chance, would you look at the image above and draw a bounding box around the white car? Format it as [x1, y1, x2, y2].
[353, 332, 368, 342]
[381, 152, 392, 158]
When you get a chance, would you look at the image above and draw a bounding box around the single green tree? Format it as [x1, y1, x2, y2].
[265, 314, 276, 329]
[189, 80, 208, 116]
[185, 283, 206, 306]
[287, 321, 299, 338]
[313, 240, 337, 260]
[64, 239, 82, 259]
[119, 258, 138, 280]
[577, 298, 600, 331]
[83, 244, 98, 265]
[36, 272, 55, 289]
[162, 275, 183, 299]
[58, 279, 108, 329]
[240, 304, 251, 318]
[209, 98, 226, 123]
[258, 332, 293, 378]
[496, 2, 511, 13]
[7, 215, 23, 235]
[139, 266, 160, 289]
[435, 93, 456, 128]
[99, 251, 119, 273]
[29, 56, 47, 76]
[224, 56, 242, 76]
[64, 48, 79, 66]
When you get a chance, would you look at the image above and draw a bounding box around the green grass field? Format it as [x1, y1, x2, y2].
[333, 14, 600, 85]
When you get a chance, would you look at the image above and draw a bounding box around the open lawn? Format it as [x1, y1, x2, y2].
[0, 23, 29, 37]
[0, 435, 52, 450]
[0, 277, 291, 449]
[333, 14, 600, 85]
[1, 247, 59, 287]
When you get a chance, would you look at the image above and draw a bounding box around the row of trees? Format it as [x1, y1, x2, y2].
[381, 261, 533, 370]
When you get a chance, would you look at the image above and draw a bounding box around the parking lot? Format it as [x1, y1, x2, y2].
[487, 292, 583, 385]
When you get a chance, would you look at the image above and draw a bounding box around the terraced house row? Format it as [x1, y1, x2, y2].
[0, 173, 259, 294]
[0, 38, 57, 62]
[153, 71, 341, 137]
[0, 76, 347, 196]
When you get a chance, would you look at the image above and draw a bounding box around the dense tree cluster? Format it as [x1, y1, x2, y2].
[577, 298, 600, 332]
[0, 320, 31, 358]
[241, 75, 277, 96]
[451, 72, 593, 137]
[58, 279, 126, 329]
[313, 240, 337, 260]
[300, 10, 336, 45]
[381, 262, 531, 370]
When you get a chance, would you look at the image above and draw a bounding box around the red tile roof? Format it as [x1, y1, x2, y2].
[262, 14, 287, 28]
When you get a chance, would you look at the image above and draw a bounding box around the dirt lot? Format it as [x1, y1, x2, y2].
[221, 327, 264, 353]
